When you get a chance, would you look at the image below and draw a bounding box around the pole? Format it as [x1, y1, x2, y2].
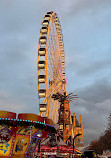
[72, 133, 82, 158]
[38, 140, 41, 151]
[73, 138, 75, 158]
[73, 138, 74, 154]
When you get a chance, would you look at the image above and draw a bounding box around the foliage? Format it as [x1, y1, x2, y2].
[88, 112, 111, 154]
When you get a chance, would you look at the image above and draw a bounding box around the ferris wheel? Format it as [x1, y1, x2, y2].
[38, 11, 66, 123]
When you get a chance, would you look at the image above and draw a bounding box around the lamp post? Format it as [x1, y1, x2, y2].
[73, 133, 82, 156]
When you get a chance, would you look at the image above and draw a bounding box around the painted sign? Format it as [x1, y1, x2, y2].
[0, 138, 12, 156]
[0, 128, 11, 143]
[13, 135, 30, 155]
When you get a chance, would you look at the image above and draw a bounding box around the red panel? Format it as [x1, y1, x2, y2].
[64, 100, 69, 109]
[17, 113, 44, 123]
[0, 111, 16, 119]
[44, 118, 54, 125]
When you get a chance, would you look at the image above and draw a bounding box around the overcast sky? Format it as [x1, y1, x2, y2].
[0, 0, 111, 145]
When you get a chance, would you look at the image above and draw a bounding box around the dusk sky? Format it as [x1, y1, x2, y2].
[0, 0, 111, 145]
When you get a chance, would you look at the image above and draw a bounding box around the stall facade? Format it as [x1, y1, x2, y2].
[0, 111, 56, 157]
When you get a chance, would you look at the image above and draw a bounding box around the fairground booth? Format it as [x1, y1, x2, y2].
[0, 111, 56, 157]
[0, 111, 82, 158]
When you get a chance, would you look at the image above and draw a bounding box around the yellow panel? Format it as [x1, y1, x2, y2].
[13, 135, 30, 155]
[39, 93, 46, 98]
[41, 29, 47, 34]
[38, 63, 45, 69]
[43, 22, 49, 26]
[38, 51, 45, 56]
[39, 39, 46, 44]
[40, 107, 46, 112]
[16, 126, 37, 136]
[38, 78, 45, 83]
[0, 137, 12, 156]
[44, 17, 50, 20]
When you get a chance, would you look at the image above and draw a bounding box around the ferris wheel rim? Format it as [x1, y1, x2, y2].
[38, 11, 66, 122]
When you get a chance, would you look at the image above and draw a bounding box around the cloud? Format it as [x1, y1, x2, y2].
[76, 59, 111, 76]
[0, 89, 39, 114]
[0, 0, 111, 145]
[95, 99, 111, 111]
[61, 0, 111, 17]
[70, 78, 111, 144]
[79, 79, 111, 103]
[0, 90, 24, 112]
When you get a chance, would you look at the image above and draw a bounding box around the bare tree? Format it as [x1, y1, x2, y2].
[88, 112, 111, 154]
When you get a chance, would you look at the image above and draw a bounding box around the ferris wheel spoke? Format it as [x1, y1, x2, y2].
[55, 64, 63, 79]
[47, 69, 54, 80]
[47, 57, 62, 81]
[48, 49, 62, 80]
[42, 82, 61, 105]
[49, 83, 63, 98]
[47, 81, 62, 97]
[39, 69, 46, 75]
[48, 51, 56, 74]
[48, 44, 55, 68]
[50, 99, 60, 121]
[47, 60, 54, 76]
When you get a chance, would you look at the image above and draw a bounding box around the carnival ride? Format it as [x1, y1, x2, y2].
[0, 111, 56, 157]
[38, 11, 78, 144]
[0, 11, 83, 157]
[38, 11, 66, 124]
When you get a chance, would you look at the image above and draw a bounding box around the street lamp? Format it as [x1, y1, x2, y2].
[37, 131, 42, 138]
[73, 133, 82, 155]
[37, 131, 42, 157]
